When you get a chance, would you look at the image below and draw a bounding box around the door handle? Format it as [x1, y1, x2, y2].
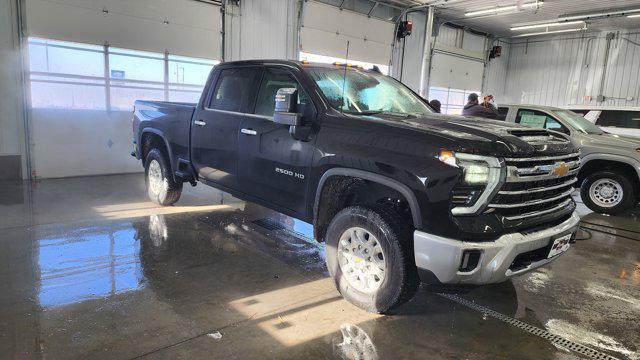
[241, 128, 257, 136]
[194, 120, 206, 127]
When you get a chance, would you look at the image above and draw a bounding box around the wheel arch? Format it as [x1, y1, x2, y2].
[313, 168, 422, 242]
[579, 155, 640, 191]
[140, 129, 177, 181]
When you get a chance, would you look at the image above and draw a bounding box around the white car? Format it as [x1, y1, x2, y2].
[563, 106, 640, 138]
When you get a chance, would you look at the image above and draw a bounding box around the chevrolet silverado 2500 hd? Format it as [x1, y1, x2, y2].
[132, 60, 580, 313]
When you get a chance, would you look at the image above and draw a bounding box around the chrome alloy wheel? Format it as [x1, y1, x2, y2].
[148, 159, 165, 196]
[337, 227, 386, 293]
[589, 178, 623, 208]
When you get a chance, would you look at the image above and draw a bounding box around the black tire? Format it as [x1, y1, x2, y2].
[580, 170, 636, 215]
[144, 148, 183, 206]
[324, 206, 419, 314]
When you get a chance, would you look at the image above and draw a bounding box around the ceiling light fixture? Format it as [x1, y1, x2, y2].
[512, 28, 586, 38]
[558, 8, 640, 21]
[510, 20, 584, 31]
[628, 14, 640, 18]
[465, 1, 541, 17]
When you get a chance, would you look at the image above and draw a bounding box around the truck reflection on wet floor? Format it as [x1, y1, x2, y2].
[129, 208, 572, 360]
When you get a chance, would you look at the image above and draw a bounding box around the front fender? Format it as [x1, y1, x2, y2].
[313, 167, 423, 229]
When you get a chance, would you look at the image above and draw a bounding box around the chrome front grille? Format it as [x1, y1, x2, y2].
[488, 152, 580, 221]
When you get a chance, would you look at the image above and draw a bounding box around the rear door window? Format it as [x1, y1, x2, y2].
[209, 67, 261, 112]
[596, 110, 640, 129]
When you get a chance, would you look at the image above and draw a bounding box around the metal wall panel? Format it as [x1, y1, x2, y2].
[493, 30, 640, 107]
[483, 41, 509, 99]
[392, 11, 426, 92]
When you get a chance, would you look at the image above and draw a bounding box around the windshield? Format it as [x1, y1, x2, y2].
[307, 67, 433, 116]
[555, 110, 604, 134]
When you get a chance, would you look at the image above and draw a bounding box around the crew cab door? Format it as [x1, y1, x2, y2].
[190, 66, 261, 189]
[237, 66, 316, 215]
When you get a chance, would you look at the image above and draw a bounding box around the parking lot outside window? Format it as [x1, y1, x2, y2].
[27, 37, 219, 111]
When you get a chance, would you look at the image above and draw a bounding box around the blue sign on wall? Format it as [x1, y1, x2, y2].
[110, 70, 125, 79]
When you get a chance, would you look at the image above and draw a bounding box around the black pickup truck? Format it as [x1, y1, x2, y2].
[132, 60, 580, 313]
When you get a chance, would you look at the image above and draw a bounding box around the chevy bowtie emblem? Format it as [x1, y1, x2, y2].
[553, 162, 569, 177]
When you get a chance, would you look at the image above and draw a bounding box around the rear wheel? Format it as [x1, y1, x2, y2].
[325, 206, 419, 314]
[580, 171, 635, 214]
[145, 148, 182, 206]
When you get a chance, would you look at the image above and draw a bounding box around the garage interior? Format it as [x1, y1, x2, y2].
[1, 0, 639, 359]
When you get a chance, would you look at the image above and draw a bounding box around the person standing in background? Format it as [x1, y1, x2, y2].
[429, 99, 441, 113]
[462, 93, 498, 119]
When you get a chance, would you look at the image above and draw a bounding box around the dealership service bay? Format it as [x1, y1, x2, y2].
[1, 174, 638, 359]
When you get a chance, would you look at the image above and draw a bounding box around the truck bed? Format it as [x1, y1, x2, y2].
[134, 100, 196, 177]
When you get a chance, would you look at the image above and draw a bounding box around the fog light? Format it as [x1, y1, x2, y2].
[459, 250, 481, 272]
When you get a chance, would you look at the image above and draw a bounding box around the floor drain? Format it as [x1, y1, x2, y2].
[438, 293, 620, 360]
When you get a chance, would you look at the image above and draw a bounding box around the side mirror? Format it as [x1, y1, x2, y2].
[273, 88, 303, 126]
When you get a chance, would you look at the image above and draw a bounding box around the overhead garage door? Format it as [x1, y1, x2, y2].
[26, 0, 220, 59]
[24, 0, 221, 178]
[430, 52, 484, 91]
[300, 1, 394, 66]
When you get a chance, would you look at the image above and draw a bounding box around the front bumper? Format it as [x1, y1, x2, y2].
[414, 211, 580, 285]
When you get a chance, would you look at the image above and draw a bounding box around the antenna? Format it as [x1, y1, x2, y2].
[340, 41, 350, 114]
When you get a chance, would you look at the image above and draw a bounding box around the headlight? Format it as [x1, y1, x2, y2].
[438, 151, 491, 185]
[438, 151, 504, 215]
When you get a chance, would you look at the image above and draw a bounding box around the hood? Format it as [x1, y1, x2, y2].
[364, 113, 576, 158]
[580, 132, 640, 152]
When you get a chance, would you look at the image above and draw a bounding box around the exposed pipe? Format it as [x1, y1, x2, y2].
[419, 6, 435, 97]
[597, 32, 615, 101]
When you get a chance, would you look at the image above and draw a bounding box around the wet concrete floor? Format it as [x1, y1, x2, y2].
[1, 174, 638, 359]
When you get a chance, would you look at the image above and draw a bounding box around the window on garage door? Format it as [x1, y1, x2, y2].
[28, 37, 219, 111]
[28, 38, 106, 110]
[299, 52, 389, 75]
[429, 87, 480, 115]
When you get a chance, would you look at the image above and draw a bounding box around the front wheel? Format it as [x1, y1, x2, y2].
[145, 148, 182, 206]
[324, 206, 419, 314]
[580, 171, 636, 214]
